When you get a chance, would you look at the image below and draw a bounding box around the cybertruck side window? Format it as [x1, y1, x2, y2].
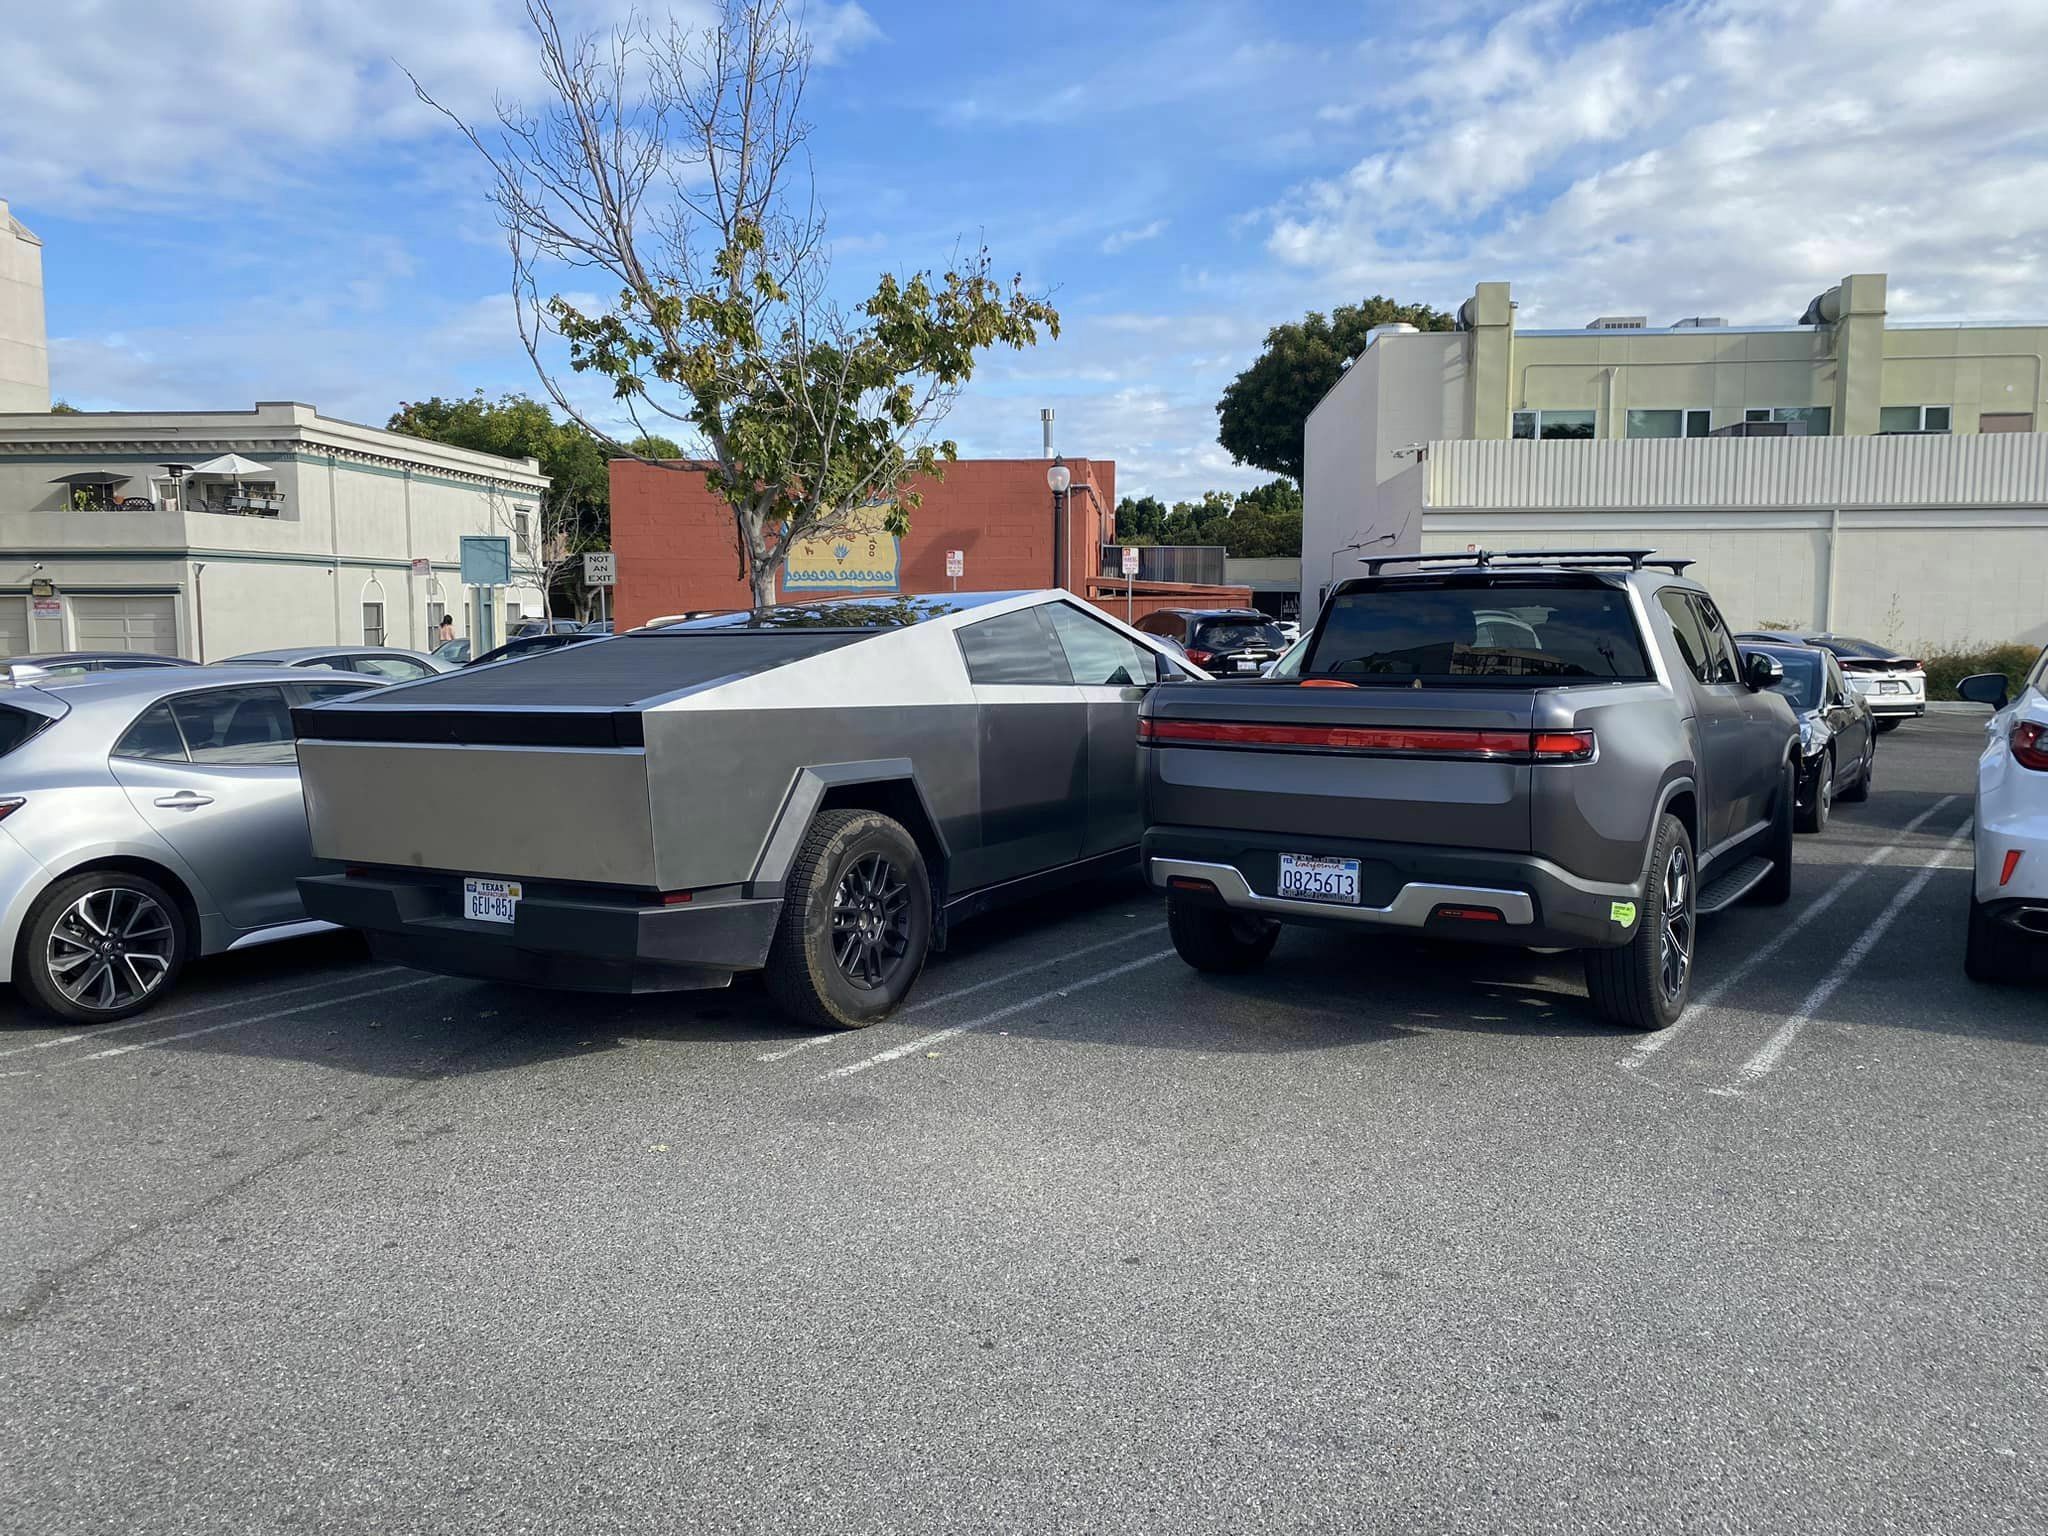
[956, 608, 1074, 686]
[1044, 603, 1156, 687]
[113, 703, 189, 762]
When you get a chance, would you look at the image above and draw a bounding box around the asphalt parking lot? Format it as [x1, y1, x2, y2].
[1, 712, 2040, 1534]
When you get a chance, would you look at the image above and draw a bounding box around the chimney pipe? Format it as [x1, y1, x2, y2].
[1040, 407, 1055, 459]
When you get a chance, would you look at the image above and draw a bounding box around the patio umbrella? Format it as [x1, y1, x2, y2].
[187, 453, 273, 509]
[48, 471, 132, 485]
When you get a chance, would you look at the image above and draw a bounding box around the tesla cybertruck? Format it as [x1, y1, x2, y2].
[295, 591, 1204, 1028]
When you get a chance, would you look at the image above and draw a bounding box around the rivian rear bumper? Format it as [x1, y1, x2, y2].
[299, 871, 780, 993]
[1142, 826, 1644, 949]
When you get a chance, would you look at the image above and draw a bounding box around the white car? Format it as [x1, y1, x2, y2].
[1801, 634, 1926, 731]
[1959, 658, 2048, 983]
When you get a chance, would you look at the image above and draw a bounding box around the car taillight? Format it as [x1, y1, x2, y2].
[0, 797, 22, 822]
[2012, 721, 2048, 771]
[1137, 719, 1596, 762]
[1184, 649, 1213, 665]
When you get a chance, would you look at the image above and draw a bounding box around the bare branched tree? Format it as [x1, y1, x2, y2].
[415, 0, 1058, 606]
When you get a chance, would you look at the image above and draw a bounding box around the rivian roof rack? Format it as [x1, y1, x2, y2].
[1360, 548, 1696, 576]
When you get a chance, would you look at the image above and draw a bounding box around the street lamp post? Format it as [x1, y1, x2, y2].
[1046, 454, 1073, 592]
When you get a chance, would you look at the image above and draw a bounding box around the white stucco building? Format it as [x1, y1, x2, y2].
[1303, 272, 2048, 652]
[0, 199, 49, 414]
[0, 402, 549, 660]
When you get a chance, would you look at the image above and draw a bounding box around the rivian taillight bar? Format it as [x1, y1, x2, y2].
[1137, 719, 1595, 762]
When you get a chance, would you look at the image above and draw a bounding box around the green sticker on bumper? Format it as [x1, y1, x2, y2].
[1610, 901, 1638, 927]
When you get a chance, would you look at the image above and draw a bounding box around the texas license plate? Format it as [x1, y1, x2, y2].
[463, 877, 522, 924]
[1278, 853, 1360, 904]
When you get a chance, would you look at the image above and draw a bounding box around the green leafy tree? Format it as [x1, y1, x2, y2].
[49, 400, 83, 415]
[1217, 297, 1455, 484]
[1113, 494, 1170, 546]
[1114, 480, 1302, 558]
[388, 390, 610, 616]
[418, 0, 1058, 607]
[625, 432, 686, 460]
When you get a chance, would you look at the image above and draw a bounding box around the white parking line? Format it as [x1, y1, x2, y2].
[1622, 795, 1964, 1072]
[1720, 819, 1975, 1092]
[755, 923, 1167, 1062]
[823, 948, 1177, 1080]
[0, 966, 404, 1062]
[69, 976, 445, 1064]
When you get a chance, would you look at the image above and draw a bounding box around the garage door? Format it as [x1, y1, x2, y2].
[0, 599, 27, 660]
[70, 595, 179, 655]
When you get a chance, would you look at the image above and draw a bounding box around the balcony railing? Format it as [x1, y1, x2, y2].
[1098, 544, 1226, 585]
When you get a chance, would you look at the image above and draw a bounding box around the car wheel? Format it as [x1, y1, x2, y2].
[1584, 813, 1695, 1030]
[1840, 737, 1872, 803]
[1166, 893, 1280, 974]
[763, 809, 932, 1030]
[1874, 718, 1901, 734]
[1965, 895, 2031, 985]
[1754, 759, 1796, 906]
[1797, 750, 1833, 833]
[17, 870, 189, 1023]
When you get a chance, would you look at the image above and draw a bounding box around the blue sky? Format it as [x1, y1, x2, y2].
[7, 0, 2046, 502]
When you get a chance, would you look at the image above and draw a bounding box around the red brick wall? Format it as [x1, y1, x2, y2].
[611, 457, 1118, 629]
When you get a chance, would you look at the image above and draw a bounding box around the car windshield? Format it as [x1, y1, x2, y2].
[1762, 649, 1823, 710]
[1307, 580, 1654, 684]
[1191, 619, 1285, 651]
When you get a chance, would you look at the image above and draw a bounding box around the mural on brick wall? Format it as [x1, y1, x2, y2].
[780, 500, 901, 594]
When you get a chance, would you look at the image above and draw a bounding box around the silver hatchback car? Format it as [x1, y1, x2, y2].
[0, 667, 389, 1022]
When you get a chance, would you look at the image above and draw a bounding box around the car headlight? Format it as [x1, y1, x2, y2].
[1799, 721, 1819, 755]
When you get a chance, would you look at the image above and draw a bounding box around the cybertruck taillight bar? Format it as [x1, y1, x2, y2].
[1137, 719, 1595, 762]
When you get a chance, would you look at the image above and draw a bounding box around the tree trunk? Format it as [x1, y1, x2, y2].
[743, 509, 778, 609]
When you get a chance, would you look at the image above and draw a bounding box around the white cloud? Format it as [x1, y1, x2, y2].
[805, 1, 882, 64]
[1100, 220, 1167, 256]
[1266, 0, 2048, 325]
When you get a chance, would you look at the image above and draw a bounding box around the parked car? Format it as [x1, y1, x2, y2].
[1140, 549, 1799, 1031]
[214, 645, 449, 681]
[463, 632, 602, 667]
[0, 668, 388, 1021]
[295, 592, 1204, 1029]
[1739, 640, 1874, 832]
[1957, 660, 2048, 983]
[509, 618, 587, 639]
[431, 637, 472, 666]
[1, 652, 192, 678]
[1737, 632, 1925, 731]
[1133, 608, 1289, 676]
[580, 620, 615, 634]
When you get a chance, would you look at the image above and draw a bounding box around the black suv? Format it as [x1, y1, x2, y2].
[1139, 549, 1800, 1030]
[1134, 609, 1287, 676]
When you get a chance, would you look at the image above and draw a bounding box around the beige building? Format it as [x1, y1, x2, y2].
[0, 402, 549, 660]
[1304, 272, 2048, 649]
[0, 200, 49, 414]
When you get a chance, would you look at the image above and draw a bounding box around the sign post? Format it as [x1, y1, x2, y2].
[1121, 546, 1140, 624]
[945, 549, 963, 592]
[584, 551, 616, 627]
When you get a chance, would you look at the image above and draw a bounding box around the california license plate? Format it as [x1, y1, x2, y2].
[463, 877, 522, 924]
[1278, 853, 1360, 904]
[1234, 658, 1259, 672]
[1879, 680, 1903, 694]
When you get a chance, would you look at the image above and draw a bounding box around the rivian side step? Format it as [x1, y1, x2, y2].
[1696, 855, 1774, 914]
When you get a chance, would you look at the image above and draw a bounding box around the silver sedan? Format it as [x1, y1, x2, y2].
[0, 667, 389, 1022]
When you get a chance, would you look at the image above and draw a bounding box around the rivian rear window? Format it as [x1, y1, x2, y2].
[1309, 582, 1654, 683]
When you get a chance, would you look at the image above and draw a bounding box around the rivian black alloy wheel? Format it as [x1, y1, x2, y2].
[19, 869, 190, 1023]
[1167, 893, 1281, 974]
[765, 809, 932, 1030]
[1584, 813, 1696, 1031]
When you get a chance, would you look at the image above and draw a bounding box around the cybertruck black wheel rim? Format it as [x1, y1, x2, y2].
[1659, 842, 1694, 1007]
[831, 852, 913, 990]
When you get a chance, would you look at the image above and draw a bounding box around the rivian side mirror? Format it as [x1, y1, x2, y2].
[1743, 652, 1783, 691]
[1956, 673, 2011, 710]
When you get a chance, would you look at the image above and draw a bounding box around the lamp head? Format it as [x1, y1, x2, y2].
[1046, 455, 1072, 495]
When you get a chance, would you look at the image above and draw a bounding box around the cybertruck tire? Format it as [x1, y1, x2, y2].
[1166, 892, 1280, 974]
[1584, 814, 1694, 1032]
[764, 810, 931, 1031]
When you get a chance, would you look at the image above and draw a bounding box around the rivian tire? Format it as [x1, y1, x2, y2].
[1755, 759, 1796, 906]
[1965, 896, 2030, 985]
[18, 869, 190, 1024]
[1797, 749, 1834, 834]
[1166, 893, 1280, 974]
[1583, 813, 1695, 1031]
[765, 809, 932, 1031]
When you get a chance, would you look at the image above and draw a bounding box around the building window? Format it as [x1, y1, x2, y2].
[1744, 406, 1832, 435]
[1511, 409, 1597, 441]
[425, 599, 445, 635]
[1878, 405, 1951, 434]
[1626, 408, 1713, 439]
[362, 602, 385, 646]
[513, 508, 532, 551]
